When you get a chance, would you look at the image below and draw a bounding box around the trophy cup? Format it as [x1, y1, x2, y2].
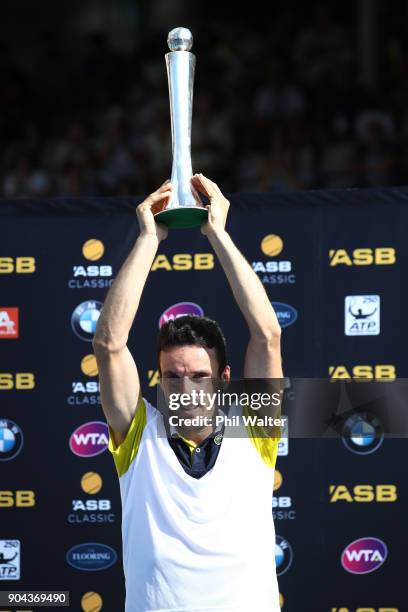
[153, 27, 208, 229]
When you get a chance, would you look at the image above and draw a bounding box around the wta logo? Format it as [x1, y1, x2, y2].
[69, 422, 109, 457]
[341, 537, 387, 574]
[159, 302, 204, 328]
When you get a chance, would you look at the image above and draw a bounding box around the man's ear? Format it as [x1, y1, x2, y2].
[221, 365, 230, 379]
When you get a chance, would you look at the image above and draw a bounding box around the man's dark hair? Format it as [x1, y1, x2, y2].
[157, 315, 227, 376]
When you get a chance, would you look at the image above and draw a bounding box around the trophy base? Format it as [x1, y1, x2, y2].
[154, 206, 208, 229]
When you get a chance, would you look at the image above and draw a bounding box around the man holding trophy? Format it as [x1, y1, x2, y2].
[93, 28, 283, 612]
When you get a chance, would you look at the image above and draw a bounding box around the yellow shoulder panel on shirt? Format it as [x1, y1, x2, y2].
[243, 404, 280, 469]
[108, 397, 147, 478]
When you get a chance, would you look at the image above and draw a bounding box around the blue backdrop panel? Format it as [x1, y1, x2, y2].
[0, 187, 406, 611]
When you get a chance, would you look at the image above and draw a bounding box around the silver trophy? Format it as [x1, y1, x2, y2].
[153, 27, 207, 229]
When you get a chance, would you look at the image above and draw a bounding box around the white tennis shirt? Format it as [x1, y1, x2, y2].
[109, 398, 281, 612]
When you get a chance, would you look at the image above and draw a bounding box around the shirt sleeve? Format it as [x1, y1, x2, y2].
[108, 397, 147, 477]
[243, 404, 281, 469]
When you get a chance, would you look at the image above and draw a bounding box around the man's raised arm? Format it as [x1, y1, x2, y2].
[191, 173, 282, 380]
[92, 182, 171, 446]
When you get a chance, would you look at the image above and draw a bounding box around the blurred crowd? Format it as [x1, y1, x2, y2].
[1, 4, 408, 199]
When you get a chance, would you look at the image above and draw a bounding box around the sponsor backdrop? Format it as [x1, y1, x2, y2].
[1, 188, 406, 611]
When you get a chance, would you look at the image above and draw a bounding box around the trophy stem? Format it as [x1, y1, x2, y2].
[154, 28, 207, 229]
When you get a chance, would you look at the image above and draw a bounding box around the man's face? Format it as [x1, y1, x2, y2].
[159, 345, 230, 430]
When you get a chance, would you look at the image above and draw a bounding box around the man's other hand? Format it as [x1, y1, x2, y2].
[136, 181, 172, 241]
[191, 173, 230, 237]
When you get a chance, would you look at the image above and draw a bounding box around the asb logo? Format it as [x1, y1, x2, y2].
[66, 543, 117, 571]
[0, 491, 36, 507]
[69, 422, 109, 457]
[0, 372, 35, 390]
[331, 609, 398, 612]
[253, 235, 295, 285]
[0, 540, 20, 580]
[329, 485, 397, 503]
[0, 308, 19, 339]
[0, 420, 24, 461]
[71, 301, 102, 341]
[341, 537, 387, 574]
[345, 295, 380, 336]
[151, 253, 214, 271]
[272, 302, 298, 329]
[0, 257, 36, 274]
[329, 365, 396, 380]
[275, 535, 293, 576]
[342, 413, 384, 455]
[69, 239, 113, 290]
[159, 302, 204, 328]
[69, 355, 100, 406]
[329, 248, 396, 266]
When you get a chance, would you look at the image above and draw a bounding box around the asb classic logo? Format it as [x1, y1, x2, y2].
[0, 308, 19, 339]
[252, 234, 295, 285]
[159, 302, 204, 328]
[71, 301, 102, 341]
[69, 422, 109, 458]
[69, 239, 113, 290]
[68, 472, 115, 525]
[345, 295, 380, 336]
[0, 420, 24, 461]
[273, 470, 295, 520]
[68, 355, 100, 406]
[341, 537, 387, 574]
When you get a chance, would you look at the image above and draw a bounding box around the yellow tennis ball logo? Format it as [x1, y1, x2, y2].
[81, 591, 103, 612]
[279, 592, 284, 608]
[81, 354, 98, 377]
[274, 470, 282, 491]
[81, 472, 103, 495]
[261, 234, 283, 257]
[82, 239, 105, 261]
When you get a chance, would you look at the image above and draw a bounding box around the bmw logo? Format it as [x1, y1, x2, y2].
[342, 412, 384, 455]
[275, 535, 293, 576]
[71, 301, 102, 341]
[0, 419, 24, 461]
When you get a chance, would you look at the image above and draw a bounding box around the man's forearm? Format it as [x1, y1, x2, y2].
[94, 233, 159, 351]
[207, 230, 280, 340]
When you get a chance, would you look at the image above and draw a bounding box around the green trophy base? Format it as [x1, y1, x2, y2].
[155, 206, 208, 229]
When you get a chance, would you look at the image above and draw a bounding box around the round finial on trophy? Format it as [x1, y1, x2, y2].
[167, 27, 193, 51]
